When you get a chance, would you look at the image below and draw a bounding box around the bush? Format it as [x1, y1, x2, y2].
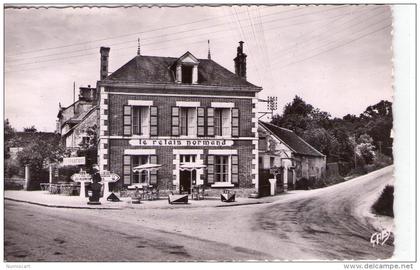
[4, 158, 22, 178]
[372, 185, 394, 217]
[295, 177, 310, 190]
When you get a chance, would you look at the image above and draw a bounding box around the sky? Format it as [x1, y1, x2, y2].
[5, 5, 393, 131]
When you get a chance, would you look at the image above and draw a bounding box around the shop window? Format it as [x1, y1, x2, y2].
[132, 155, 149, 184]
[214, 108, 231, 136]
[132, 106, 149, 136]
[180, 107, 197, 136]
[215, 155, 229, 182]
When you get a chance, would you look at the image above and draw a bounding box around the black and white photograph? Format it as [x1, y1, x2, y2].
[2, 2, 416, 266]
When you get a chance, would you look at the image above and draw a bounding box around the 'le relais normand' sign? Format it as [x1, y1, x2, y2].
[129, 139, 234, 147]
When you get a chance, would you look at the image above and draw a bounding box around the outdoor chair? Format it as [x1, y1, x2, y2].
[131, 187, 142, 204]
[151, 189, 159, 200]
[191, 186, 205, 200]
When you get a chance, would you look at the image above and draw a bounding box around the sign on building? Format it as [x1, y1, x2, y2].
[129, 139, 234, 147]
[62, 157, 86, 166]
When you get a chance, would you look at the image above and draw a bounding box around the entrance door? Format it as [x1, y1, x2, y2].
[180, 170, 192, 194]
[287, 168, 294, 190]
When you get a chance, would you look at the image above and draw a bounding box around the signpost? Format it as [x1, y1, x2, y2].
[71, 170, 92, 197]
[100, 171, 120, 198]
[63, 157, 86, 166]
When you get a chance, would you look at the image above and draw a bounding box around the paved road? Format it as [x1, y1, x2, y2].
[255, 166, 394, 260]
[5, 166, 394, 261]
[4, 201, 269, 261]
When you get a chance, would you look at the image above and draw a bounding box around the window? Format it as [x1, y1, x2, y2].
[180, 107, 196, 136]
[132, 106, 149, 136]
[181, 65, 193, 83]
[214, 108, 231, 136]
[215, 155, 229, 182]
[132, 156, 149, 184]
[270, 157, 275, 168]
[180, 155, 196, 163]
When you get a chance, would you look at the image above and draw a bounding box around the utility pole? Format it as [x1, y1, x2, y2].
[73, 81, 76, 114]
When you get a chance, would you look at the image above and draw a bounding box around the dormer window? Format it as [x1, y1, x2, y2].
[175, 52, 199, 84]
[181, 64, 193, 84]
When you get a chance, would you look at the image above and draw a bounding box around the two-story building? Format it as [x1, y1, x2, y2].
[57, 86, 98, 150]
[96, 42, 262, 196]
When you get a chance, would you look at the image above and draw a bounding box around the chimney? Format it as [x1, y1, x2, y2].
[234, 41, 247, 79]
[100, 47, 110, 80]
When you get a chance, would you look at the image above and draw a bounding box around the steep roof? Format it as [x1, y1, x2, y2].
[106, 55, 259, 88]
[259, 121, 325, 157]
[62, 106, 98, 137]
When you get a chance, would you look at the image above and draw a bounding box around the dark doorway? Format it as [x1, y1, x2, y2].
[180, 170, 196, 194]
[287, 169, 294, 190]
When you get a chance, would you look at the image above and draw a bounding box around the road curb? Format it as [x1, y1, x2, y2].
[5, 197, 273, 210]
[4, 198, 123, 210]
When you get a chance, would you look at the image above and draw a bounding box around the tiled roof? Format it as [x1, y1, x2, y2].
[259, 121, 325, 157]
[106, 55, 259, 88]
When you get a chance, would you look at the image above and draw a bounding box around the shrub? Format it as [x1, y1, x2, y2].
[295, 177, 310, 190]
[4, 158, 22, 178]
[372, 185, 394, 217]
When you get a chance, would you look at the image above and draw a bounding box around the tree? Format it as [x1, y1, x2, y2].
[4, 119, 15, 159]
[17, 136, 65, 183]
[355, 134, 376, 164]
[302, 128, 339, 159]
[23, 126, 37, 132]
[77, 125, 98, 170]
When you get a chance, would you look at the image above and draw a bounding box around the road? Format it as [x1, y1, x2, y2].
[5, 166, 394, 261]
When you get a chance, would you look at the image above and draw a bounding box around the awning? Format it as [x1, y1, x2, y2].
[133, 163, 162, 172]
[179, 163, 207, 171]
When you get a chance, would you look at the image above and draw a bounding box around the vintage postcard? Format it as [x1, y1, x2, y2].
[3, 3, 416, 267]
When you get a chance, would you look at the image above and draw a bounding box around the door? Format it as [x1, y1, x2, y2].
[287, 168, 294, 190]
[179, 170, 197, 194]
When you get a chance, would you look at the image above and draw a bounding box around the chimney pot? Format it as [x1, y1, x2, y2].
[234, 41, 247, 79]
[100, 47, 110, 80]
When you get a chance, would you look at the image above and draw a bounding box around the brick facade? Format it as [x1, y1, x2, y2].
[96, 48, 262, 194]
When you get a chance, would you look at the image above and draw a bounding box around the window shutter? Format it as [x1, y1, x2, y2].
[231, 155, 239, 184]
[149, 155, 158, 185]
[197, 107, 205, 137]
[123, 155, 131, 185]
[231, 108, 239, 137]
[207, 155, 214, 184]
[123, 105, 132, 136]
[171, 107, 180, 136]
[207, 107, 215, 137]
[150, 106, 158, 136]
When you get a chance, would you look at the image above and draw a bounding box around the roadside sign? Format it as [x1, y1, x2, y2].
[63, 157, 86, 166]
[71, 170, 92, 182]
[100, 170, 120, 182]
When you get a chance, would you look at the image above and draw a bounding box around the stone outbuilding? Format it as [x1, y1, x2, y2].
[258, 121, 326, 195]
